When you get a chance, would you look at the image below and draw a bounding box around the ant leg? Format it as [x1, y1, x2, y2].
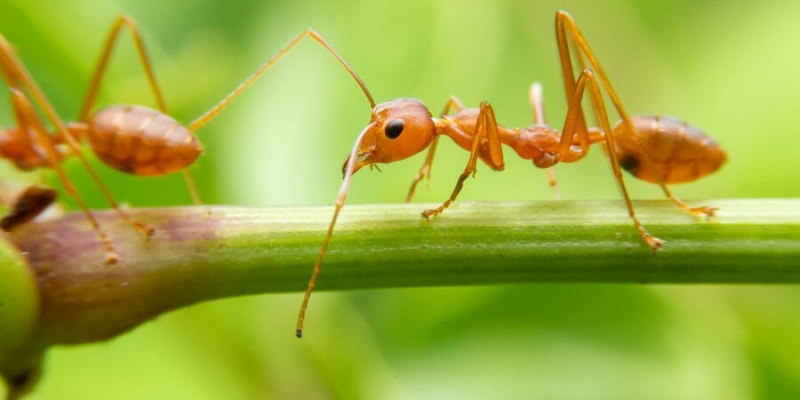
[422, 101, 504, 219]
[660, 183, 717, 218]
[555, 11, 656, 174]
[560, 69, 663, 250]
[555, 11, 629, 118]
[9, 88, 119, 263]
[182, 170, 203, 205]
[556, 11, 715, 219]
[555, 12, 592, 142]
[555, 75, 593, 160]
[0, 34, 154, 237]
[528, 83, 560, 200]
[0, 179, 12, 207]
[406, 96, 463, 202]
[545, 167, 560, 200]
[529, 83, 546, 124]
[0, 35, 21, 87]
[405, 136, 439, 202]
[78, 16, 204, 205]
[441, 96, 466, 116]
[79, 15, 166, 120]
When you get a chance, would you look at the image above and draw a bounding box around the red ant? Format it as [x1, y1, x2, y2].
[294, 11, 727, 337]
[0, 16, 374, 263]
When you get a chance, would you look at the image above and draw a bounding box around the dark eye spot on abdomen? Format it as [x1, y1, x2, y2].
[618, 153, 641, 175]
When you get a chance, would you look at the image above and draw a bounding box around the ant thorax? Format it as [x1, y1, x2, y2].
[509, 126, 562, 167]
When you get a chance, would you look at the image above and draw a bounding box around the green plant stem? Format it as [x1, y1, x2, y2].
[1, 198, 798, 393]
[6, 199, 800, 347]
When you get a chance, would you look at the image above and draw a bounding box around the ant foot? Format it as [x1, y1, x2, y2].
[421, 208, 442, 220]
[690, 206, 718, 219]
[104, 252, 119, 265]
[141, 226, 156, 238]
[644, 234, 665, 252]
[131, 221, 155, 237]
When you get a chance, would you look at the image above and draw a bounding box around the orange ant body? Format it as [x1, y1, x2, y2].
[295, 11, 726, 337]
[0, 16, 373, 263]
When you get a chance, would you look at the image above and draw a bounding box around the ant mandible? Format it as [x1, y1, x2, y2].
[0, 16, 374, 263]
[295, 10, 727, 337]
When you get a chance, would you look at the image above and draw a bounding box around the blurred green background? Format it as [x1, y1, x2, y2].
[1, 0, 800, 398]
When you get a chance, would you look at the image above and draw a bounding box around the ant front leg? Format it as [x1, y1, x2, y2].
[422, 101, 505, 219]
[406, 96, 464, 202]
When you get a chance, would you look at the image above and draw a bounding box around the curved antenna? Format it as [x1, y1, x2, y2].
[295, 122, 375, 338]
[188, 28, 375, 132]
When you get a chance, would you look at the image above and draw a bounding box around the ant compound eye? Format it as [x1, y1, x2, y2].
[384, 119, 404, 139]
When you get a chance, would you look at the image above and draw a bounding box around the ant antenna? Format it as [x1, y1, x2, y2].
[188, 29, 375, 132]
[295, 121, 375, 338]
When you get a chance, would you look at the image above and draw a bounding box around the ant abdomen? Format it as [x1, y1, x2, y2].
[612, 115, 726, 184]
[87, 105, 202, 176]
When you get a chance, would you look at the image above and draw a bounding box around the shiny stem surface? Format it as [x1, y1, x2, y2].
[6, 199, 800, 347]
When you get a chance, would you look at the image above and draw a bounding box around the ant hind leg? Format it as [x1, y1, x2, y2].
[1, 22, 153, 239]
[660, 183, 717, 219]
[9, 88, 119, 263]
[558, 69, 664, 251]
[81, 16, 205, 206]
[80, 15, 166, 120]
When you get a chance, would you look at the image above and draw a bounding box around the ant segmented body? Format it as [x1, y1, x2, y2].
[0, 16, 373, 263]
[294, 10, 726, 337]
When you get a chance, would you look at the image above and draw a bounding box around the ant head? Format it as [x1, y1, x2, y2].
[343, 98, 436, 175]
